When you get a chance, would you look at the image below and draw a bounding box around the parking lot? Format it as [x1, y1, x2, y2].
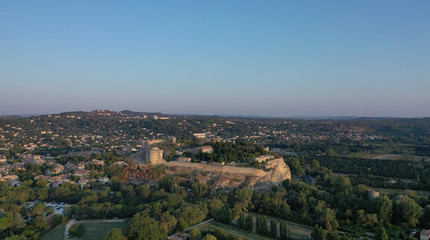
[23, 201, 69, 215]
[44, 201, 68, 215]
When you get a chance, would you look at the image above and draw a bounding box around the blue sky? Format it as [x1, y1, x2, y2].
[1, 1, 429, 117]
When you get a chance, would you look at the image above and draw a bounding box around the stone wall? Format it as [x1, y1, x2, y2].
[165, 161, 267, 177]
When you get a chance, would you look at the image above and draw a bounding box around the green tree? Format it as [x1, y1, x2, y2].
[192, 182, 208, 198]
[121, 185, 136, 206]
[312, 225, 327, 240]
[31, 203, 46, 217]
[237, 213, 246, 230]
[0, 216, 9, 230]
[177, 221, 188, 232]
[105, 228, 127, 240]
[214, 207, 233, 224]
[376, 196, 393, 225]
[245, 215, 253, 231]
[128, 215, 167, 240]
[256, 215, 268, 236]
[160, 212, 177, 235]
[188, 228, 202, 240]
[279, 221, 290, 240]
[6, 212, 25, 229]
[137, 184, 151, 202]
[375, 227, 388, 240]
[69, 223, 85, 238]
[110, 176, 122, 191]
[394, 195, 423, 227]
[291, 158, 300, 170]
[270, 220, 277, 238]
[4, 235, 26, 240]
[202, 234, 217, 240]
[159, 176, 175, 193]
[318, 208, 338, 231]
[33, 216, 48, 229]
[48, 215, 67, 229]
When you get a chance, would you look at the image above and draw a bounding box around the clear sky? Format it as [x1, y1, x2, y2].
[1, 1, 429, 117]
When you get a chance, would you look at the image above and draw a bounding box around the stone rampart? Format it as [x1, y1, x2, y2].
[165, 161, 267, 177]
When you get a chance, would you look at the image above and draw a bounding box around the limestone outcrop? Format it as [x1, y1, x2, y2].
[134, 155, 291, 191]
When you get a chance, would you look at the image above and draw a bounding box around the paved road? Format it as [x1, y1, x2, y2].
[185, 218, 214, 231]
[168, 218, 214, 240]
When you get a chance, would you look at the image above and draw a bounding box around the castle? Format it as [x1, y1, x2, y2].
[131, 141, 164, 165]
[131, 142, 291, 190]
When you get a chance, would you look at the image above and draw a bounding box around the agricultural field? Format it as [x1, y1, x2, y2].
[371, 154, 430, 161]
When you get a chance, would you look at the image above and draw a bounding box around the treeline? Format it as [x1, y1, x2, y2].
[304, 156, 425, 179]
[237, 214, 291, 239]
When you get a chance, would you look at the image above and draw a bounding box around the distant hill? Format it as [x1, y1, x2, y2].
[120, 110, 169, 117]
[0, 114, 41, 119]
[0, 115, 26, 119]
[1, 110, 425, 121]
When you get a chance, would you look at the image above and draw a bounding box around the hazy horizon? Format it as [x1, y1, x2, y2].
[1, 1, 429, 118]
[1, 109, 429, 119]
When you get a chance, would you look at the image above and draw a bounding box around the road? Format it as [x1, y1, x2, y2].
[168, 218, 214, 240]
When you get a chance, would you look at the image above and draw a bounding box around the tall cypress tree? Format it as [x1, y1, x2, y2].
[270, 220, 277, 238]
[247, 215, 253, 231]
[237, 213, 245, 229]
[279, 221, 290, 240]
[261, 216, 268, 236]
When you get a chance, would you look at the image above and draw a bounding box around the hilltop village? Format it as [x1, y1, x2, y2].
[0, 110, 430, 239]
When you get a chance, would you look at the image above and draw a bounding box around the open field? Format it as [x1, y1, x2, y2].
[39, 219, 130, 240]
[371, 154, 430, 161]
[39, 225, 65, 240]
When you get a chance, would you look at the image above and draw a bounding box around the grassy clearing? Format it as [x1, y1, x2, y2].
[39, 219, 130, 240]
[78, 219, 130, 240]
[39, 225, 66, 240]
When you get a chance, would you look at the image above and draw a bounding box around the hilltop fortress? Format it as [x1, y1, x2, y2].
[131, 142, 291, 190]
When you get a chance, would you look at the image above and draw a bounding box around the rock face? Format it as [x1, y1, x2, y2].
[252, 157, 292, 191]
[264, 158, 292, 183]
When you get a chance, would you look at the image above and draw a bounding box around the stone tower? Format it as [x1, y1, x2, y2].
[146, 147, 163, 165]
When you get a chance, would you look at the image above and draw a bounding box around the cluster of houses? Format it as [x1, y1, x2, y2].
[0, 154, 111, 189]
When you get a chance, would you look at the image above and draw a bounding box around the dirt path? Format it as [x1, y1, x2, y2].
[64, 219, 75, 239]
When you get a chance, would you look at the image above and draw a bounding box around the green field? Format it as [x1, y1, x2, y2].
[39, 219, 130, 240]
[39, 225, 66, 240]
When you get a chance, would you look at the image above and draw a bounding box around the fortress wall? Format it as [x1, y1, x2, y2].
[131, 151, 147, 163]
[165, 161, 267, 177]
